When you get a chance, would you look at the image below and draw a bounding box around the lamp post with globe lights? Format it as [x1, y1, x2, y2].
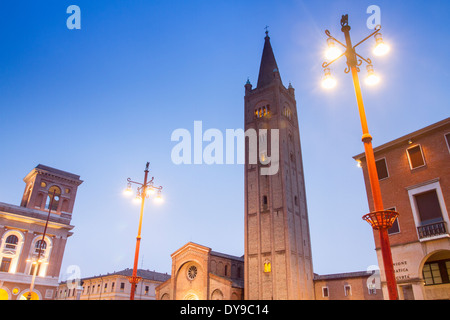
[321, 14, 398, 300]
[124, 162, 163, 300]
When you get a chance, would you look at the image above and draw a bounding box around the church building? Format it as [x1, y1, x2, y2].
[156, 31, 315, 300]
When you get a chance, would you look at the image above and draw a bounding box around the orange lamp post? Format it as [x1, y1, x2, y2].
[321, 14, 398, 300]
[124, 162, 163, 300]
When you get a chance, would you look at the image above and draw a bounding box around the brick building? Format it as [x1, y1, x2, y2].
[0, 164, 82, 300]
[354, 117, 450, 299]
[155, 242, 244, 300]
[314, 271, 383, 300]
[243, 30, 314, 300]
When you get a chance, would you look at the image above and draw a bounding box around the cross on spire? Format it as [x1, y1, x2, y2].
[264, 25, 269, 36]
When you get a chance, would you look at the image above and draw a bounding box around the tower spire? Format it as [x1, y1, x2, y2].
[257, 29, 282, 88]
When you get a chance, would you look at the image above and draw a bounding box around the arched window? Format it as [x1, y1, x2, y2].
[34, 240, 47, 255]
[255, 105, 271, 119]
[5, 235, 18, 250]
[1, 231, 24, 273]
[45, 186, 61, 211]
[264, 260, 271, 273]
[283, 107, 292, 121]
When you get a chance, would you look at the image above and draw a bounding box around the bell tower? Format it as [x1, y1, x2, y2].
[20, 164, 83, 221]
[244, 31, 314, 300]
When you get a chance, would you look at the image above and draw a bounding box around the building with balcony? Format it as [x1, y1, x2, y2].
[353, 117, 450, 300]
[0, 164, 83, 300]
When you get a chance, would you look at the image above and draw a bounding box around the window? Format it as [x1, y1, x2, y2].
[262, 195, 268, 210]
[283, 107, 292, 121]
[423, 260, 450, 285]
[344, 285, 351, 296]
[322, 287, 329, 298]
[263, 261, 271, 273]
[375, 158, 389, 180]
[415, 190, 443, 225]
[45, 185, 61, 211]
[386, 208, 400, 235]
[255, 105, 270, 119]
[0, 258, 12, 272]
[368, 285, 377, 295]
[407, 145, 425, 169]
[445, 133, 450, 153]
[111, 282, 115, 292]
[187, 265, 198, 280]
[29, 262, 41, 276]
[34, 240, 47, 255]
[294, 196, 298, 206]
[145, 286, 149, 295]
[407, 180, 449, 240]
[5, 235, 18, 250]
[120, 282, 125, 292]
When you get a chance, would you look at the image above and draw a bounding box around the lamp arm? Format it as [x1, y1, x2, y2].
[127, 178, 144, 186]
[322, 51, 346, 69]
[355, 52, 372, 66]
[352, 25, 381, 50]
[325, 30, 347, 48]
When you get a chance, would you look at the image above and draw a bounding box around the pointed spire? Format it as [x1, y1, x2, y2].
[257, 29, 282, 88]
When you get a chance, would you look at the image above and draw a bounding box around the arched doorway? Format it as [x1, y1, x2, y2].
[183, 293, 199, 300]
[19, 291, 39, 300]
[0, 288, 9, 300]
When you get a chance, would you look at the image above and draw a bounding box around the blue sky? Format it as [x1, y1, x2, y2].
[0, 0, 449, 280]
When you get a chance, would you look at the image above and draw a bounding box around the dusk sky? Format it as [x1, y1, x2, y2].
[0, 0, 449, 281]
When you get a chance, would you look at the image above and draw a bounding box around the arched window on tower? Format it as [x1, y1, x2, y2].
[255, 105, 271, 119]
[45, 186, 61, 212]
[283, 107, 292, 121]
[264, 260, 271, 273]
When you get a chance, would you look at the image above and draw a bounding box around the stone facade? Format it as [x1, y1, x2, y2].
[56, 268, 170, 300]
[354, 117, 450, 299]
[0, 164, 82, 300]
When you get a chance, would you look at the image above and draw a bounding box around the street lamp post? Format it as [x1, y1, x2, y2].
[321, 14, 399, 300]
[124, 162, 163, 300]
[27, 189, 56, 300]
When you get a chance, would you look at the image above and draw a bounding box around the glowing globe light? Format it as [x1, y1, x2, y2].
[133, 193, 141, 204]
[322, 68, 337, 89]
[365, 65, 380, 86]
[154, 192, 163, 204]
[373, 33, 390, 56]
[325, 39, 343, 61]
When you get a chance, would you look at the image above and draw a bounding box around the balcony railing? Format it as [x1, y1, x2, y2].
[417, 221, 448, 240]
